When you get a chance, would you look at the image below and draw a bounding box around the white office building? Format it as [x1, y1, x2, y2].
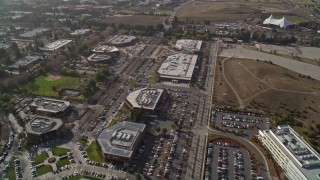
[259, 125, 320, 180]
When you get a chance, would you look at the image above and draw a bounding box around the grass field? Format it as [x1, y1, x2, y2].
[52, 147, 71, 157]
[214, 58, 320, 125]
[4, 158, 16, 180]
[86, 141, 107, 163]
[56, 156, 70, 169]
[34, 151, 48, 164]
[68, 175, 103, 180]
[25, 75, 80, 97]
[36, 164, 52, 176]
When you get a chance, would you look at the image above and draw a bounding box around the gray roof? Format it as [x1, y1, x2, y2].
[8, 56, 41, 69]
[96, 121, 146, 158]
[25, 116, 63, 135]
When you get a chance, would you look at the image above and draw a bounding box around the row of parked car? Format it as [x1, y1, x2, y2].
[0, 120, 14, 164]
[14, 159, 23, 180]
[234, 150, 246, 180]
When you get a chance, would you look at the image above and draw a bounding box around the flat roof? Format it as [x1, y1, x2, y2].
[19, 28, 49, 38]
[92, 45, 119, 53]
[262, 125, 320, 179]
[0, 43, 11, 49]
[96, 122, 146, 158]
[71, 29, 90, 36]
[157, 53, 198, 81]
[30, 98, 70, 114]
[87, 53, 112, 62]
[126, 88, 164, 110]
[175, 39, 202, 52]
[40, 39, 72, 51]
[107, 35, 136, 45]
[25, 116, 63, 135]
[8, 56, 41, 69]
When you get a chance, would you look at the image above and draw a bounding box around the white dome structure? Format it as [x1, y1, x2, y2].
[263, 14, 294, 29]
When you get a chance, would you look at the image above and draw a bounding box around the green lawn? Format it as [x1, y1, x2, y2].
[52, 147, 71, 156]
[107, 119, 118, 127]
[86, 141, 107, 163]
[68, 175, 103, 180]
[4, 158, 16, 180]
[36, 164, 52, 176]
[34, 151, 49, 164]
[56, 157, 70, 169]
[80, 139, 89, 146]
[25, 75, 80, 97]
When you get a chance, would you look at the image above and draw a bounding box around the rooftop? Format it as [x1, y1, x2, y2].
[87, 53, 112, 62]
[263, 125, 320, 178]
[30, 98, 70, 114]
[96, 122, 146, 158]
[19, 28, 49, 38]
[40, 39, 72, 51]
[157, 53, 198, 80]
[126, 88, 164, 110]
[25, 116, 63, 135]
[175, 39, 202, 53]
[107, 35, 136, 45]
[71, 29, 90, 36]
[92, 45, 119, 53]
[8, 56, 41, 70]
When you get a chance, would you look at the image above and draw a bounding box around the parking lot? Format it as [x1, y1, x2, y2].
[205, 141, 263, 180]
[211, 109, 270, 138]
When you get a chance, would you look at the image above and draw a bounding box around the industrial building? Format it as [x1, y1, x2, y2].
[29, 98, 71, 117]
[259, 125, 320, 180]
[19, 28, 49, 38]
[96, 121, 146, 163]
[107, 35, 137, 46]
[175, 39, 203, 53]
[40, 39, 72, 52]
[25, 116, 64, 144]
[157, 53, 198, 83]
[8, 56, 41, 71]
[124, 88, 166, 112]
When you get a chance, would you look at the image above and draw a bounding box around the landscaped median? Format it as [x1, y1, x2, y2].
[52, 147, 71, 156]
[4, 157, 16, 180]
[56, 156, 71, 169]
[36, 164, 53, 176]
[68, 175, 103, 180]
[34, 151, 49, 164]
[85, 141, 107, 163]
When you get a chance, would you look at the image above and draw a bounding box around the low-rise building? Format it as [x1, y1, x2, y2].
[40, 39, 72, 52]
[96, 121, 146, 163]
[124, 88, 166, 112]
[25, 116, 64, 144]
[19, 28, 49, 38]
[8, 56, 41, 71]
[175, 39, 202, 53]
[107, 35, 137, 46]
[259, 125, 320, 180]
[70, 29, 90, 36]
[157, 53, 198, 83]
[29, 98, 71, 117]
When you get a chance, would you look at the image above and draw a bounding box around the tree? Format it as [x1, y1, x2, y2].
[162, 128, 168, 135]
[155, 127, 161, 133]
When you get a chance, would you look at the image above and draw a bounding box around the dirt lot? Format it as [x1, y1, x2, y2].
[176, 1, 295, 22]
[214, 58, 320, 125]
[176, 1, 309, 22]
[102, 15, 164, 26]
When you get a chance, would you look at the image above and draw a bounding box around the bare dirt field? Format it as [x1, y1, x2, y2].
[103, 15, 164, 26]
[176, 1, 295, 22]
[45, 74, 62, 81]
[214, 58, 320, 125]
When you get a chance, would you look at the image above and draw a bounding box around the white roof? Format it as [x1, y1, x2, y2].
[263, 14, 294, 29]
[158, 53, 198, 81]
[176, 39, 202, 53]
[126, 88, 164, 110]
